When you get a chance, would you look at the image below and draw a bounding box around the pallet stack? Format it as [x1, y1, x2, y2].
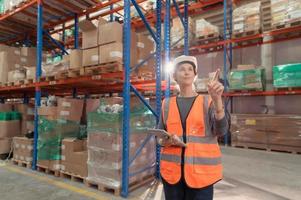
[85, 97, 156, 195]
[231, 114, 301, 154]
[233, 1, 262, 36]
[12, 137, 33, 168]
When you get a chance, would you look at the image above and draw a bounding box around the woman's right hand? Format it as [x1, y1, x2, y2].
[158, 134, 187, 147]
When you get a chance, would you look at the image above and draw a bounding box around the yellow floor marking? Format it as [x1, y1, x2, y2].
[1, 163, 109, 200]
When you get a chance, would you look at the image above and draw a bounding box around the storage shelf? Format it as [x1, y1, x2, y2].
[224, 89, 301, 97]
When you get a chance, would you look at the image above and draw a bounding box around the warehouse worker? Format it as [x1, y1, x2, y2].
[157, 55, 229, 200]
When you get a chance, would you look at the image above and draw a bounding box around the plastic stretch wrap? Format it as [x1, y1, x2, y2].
[86, 98, 156, 188]
[229, 68, 266, 91]
[233, 1, 261, 33]
[37, 117, 80, 161]
[231, 114, 301, 148]
[273, 63, 301, 88]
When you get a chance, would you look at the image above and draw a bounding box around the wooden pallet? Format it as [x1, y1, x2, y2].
[232, 142, 301, 154]
[84, 62, 123, 75]
[229, 88, 264, 93]
[195, 33, 220, 44]
[272, 20, 301, 30]
[14, 79, 25, 86]
[40, 76, 56, 82]
[85, 175, 154, 196]
[55, 68, 85, 80]
[233, 30, 260, 38]
[274, 87, 301, 91]
[6, 82, 15, 87]
[11, 159, 32, 169]
[24, 79, 34, 85]
[60, 171, 86, 183]
[37, 165, 60, 177]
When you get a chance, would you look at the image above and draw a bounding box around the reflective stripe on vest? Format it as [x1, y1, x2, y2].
[160, 95, 223, 188]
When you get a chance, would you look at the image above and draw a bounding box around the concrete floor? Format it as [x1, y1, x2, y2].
[0, 147, 300, 200]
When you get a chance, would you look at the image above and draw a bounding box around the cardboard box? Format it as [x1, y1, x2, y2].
[13, 136, 33, 161]
[237, 64, 256, 70]
[99, 42, 137, 66]
[0, 138, 12, 154]
[20, 47, 36, 57]
[15, 104, 34, 115]
[61, 161, 88, 177]
[98, 22, 123, 45]
[70, 49, 83, 69]
[137, 34, 154, 60]
[25, 67, 36, 80]
[0, 104, 13, 112]
[83, 47, 99, 67]
[57, 98, 84, 122]
[37, 160, 61, 171]
[0, 120, 21, 138]
[38, 107, 57, 119]
[79, 19, 98, 49]
[62, 138, 87, 156]
[0, 51, 9, 83]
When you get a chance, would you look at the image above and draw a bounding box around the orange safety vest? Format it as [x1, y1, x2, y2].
[160, 95, 222, 188]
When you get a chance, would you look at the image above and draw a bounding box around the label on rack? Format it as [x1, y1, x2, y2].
[110, 51, 122, 58]
[245, 119, 256, 126]
[21, 144, 26, 149]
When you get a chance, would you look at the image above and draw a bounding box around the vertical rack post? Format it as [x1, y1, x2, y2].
[74, 13, 79, 49]
[62, 23, 65, 54]
[121, 0, 131, 197]
[155, 0, 162, 179]
[164, 0, 171, 98]
[184, 0, 189, 55]
[110, 4, 114, 22]
[32, 0, 43, 170]
[223, 0, 229, 146]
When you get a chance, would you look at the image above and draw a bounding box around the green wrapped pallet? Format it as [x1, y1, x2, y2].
[0, 0, 4, 14]
[0, 112, 11, 121]
[273, 63, 301, 88]
[228, 68, 266, 91]
[38, 116, 81, 161]
[10, 111, 21, 120]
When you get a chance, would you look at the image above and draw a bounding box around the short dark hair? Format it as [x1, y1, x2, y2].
[175, 61, 197, 75]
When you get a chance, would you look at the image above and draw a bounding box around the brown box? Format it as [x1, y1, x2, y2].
[83, 47, 99, 67]
[70, 49, 83, 69]
[57, 98, 84, 122]
[61, 138, 87, 157]
[0, 138, 12, 154]
[137, 34, 154, 60]
[13, 136, 33, 161]
[237, 64, 256, 70]
[0, 104, 13, 112]
[25, 67, 36, 80]
[79, 19, 98, 49]
[15, 104, 34, 115]
[38, 107, 57, 118]
[98, 22, 123, 45]
[37, 160, 61, 171]
[0, 120, 21, 138]
[0, 51, 9, 83]
[61, 161, 88, 177]
[21, 47, 36, 57]
[99, 41, 137, 66]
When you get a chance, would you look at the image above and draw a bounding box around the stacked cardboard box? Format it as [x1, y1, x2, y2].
[271, 0, 301, 26]
[228, 66, 266, 91]
[233, 1, 261, 33]
[273, 63, 301, 88]
[135, 33, 155, 78]
[86, 97, 156, 188]
[37, 98, 84, 171]
[195, 19, 219, 38]
[231, 114, 301, 151]
[14, 104, 34, 136]
[0, 104, 21, 154]
[171, 17, 195, 47]
[13, 137, 33, 162]
[0, 45, 38, 83]
[61, 138, 88, 177]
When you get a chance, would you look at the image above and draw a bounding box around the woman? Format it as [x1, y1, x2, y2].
[157, 55, 229, 200]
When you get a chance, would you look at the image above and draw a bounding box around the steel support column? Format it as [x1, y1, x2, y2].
[32, 0, 43, 170]
[74, 13, 79, 49]
[223, 0, 229, 146]
[121, 0, 131, 197]
[164, 0, 171, 98]
[184, 0, 189, 55]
